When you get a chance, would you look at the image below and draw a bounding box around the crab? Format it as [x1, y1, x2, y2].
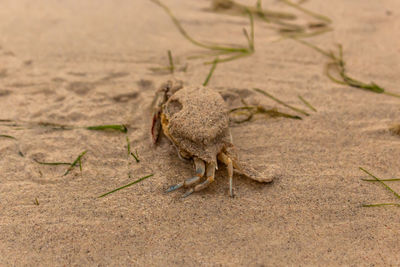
[151, 80, 273, 197]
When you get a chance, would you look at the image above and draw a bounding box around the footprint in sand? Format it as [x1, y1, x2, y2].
[66, 81, 96, 95]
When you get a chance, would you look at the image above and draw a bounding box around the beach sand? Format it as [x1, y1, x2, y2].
[1, 0, 400, 265]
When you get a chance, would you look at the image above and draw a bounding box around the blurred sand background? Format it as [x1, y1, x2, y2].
[1, 0, 400, 265]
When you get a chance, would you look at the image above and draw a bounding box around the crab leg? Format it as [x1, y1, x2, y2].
[218, 152, 234, 197]
[182, 162, 215, 196]
[195, 162, 216, 191]
[166, 158, 205, 193]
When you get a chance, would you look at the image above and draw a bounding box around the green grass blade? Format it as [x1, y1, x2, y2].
[0, 134, 16, 139]
[363, 203, 400, 207]
[230, 106, 301, 123]
[214, 0, 296, 20]
[294, 39, 400, 98]
[383, 91, 400, 98]
[257, 107, 302, 120]
[203, 58, 218, 86]
[130, 150, 140, 163]
[64, 150, 87, 176]
[245, 8, 255, 51]
[126, 136, 131, 156]
[325, 63, 347, 85]
[204, 52, 251, 64]
[98, 174, 154, 198]
[362, 178, 400, 182]
[229, 106, 256, 113]
[167, 50, 174, 73]
[37, 122, 72, 130]
[281, 27, 332, 39]
[254, 88, 310, 116]
[229, 106, 255, 123]
[150, 0, 247, 53]
[292, 38, 332, 57]
[256, 0, 262, 10]
[298, 95, 317, 112]
[359, 167, 400, 200]
[279, 0, 332, 23]
[86, 125, 127, 133]
[34, 159, 72, 166]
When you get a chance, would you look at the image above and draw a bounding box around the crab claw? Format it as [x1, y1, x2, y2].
[151, 112, 162, 144]
[151, 89, 167, 144]
[151, 80, 183, 144]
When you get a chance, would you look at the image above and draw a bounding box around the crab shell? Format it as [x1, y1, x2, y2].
[160, 85, 233, 165]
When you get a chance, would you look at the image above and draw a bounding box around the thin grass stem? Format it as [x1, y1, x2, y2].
[230, 105, 301, 123]
[130, 150, 140, 163]
[363, 203, 400, 207]
[298, 95, 317, 112]
[281, 27, 333, 39]
[151, 0, 248, 53]
[203, 58, 218, 86]
[34, 159, 72, 166]
[0, 134, 16, 139]
[247, 8, 255, 51]
[279, 0, 332, 23]
[214, 0, 297, 20]
[86, 125, 127, 133]
[64, 151, 87, 176]
[79, 158, 82, 172]
[98, 174, 154, 198]
[204, 53, 251, 64]
[126, 136, 131, 156]
[359, 167, 400, 200]
[254, 88, 310, 116]
[292, 38, 332, 57]
[383, 91, 400, 98]
[167, 50, 174, 73]
[294, 39, 400, 98]
[362, 178, 400, 182]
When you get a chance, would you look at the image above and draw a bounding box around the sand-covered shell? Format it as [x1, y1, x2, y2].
[162, 86, 232, 164]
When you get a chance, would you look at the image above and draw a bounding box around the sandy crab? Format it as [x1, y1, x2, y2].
[151, 80, 273, 197]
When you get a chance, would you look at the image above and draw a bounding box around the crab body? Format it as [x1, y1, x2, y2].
[151, 80, 273, 197]
[161, 85, 232, 164]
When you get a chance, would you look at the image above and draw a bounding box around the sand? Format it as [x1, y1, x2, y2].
[1, 0, 400, 266]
